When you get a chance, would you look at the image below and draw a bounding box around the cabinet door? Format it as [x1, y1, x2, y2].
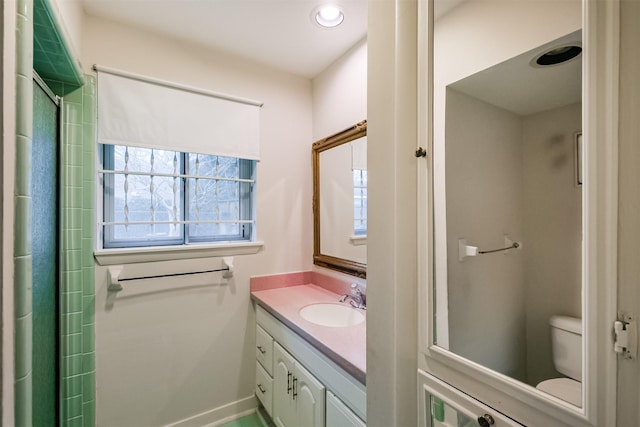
[294, 361, 325, 427]
[326, 391, 365, 427]
[273, 343, 296, 427]
[419, 371, 522, 427]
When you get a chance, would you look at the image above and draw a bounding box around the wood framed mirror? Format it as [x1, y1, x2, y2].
[312, 120, 367, 278]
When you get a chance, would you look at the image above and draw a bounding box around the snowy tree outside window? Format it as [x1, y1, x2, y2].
[102, 145, 255, 248]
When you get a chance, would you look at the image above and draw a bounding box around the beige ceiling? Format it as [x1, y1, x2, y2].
[81, 0, 368, 79]
[450, 31, 582, 116]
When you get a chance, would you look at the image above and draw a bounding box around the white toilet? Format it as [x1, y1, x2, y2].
[536, 315, 582, 407]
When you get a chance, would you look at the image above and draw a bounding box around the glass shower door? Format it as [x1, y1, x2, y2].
[32, 77, 60, 426]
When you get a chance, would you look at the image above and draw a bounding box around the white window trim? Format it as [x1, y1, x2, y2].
[94, 241, 264, 266]
[349, 235, 367, 246]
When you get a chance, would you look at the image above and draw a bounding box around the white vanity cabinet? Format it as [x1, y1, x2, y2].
[326, 391, 366, 427]
[254, 304, 366, 426]
[255, 325, 274, 416]
[273, 342, 325, 427]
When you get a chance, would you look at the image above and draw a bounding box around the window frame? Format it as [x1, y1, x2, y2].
[101, 144, 255, 249]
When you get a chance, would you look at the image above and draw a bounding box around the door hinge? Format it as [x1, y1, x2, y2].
[614, 313, 636, 360]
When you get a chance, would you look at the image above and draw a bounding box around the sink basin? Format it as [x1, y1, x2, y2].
[299, 303, 365, 327]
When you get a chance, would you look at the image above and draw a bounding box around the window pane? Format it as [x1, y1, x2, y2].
[113, 145, 179, 174]
[103, 145, 254, 248]
[105, 145, 183, 247]
[110, 174, 182, 243]
[187, 178, 241, 239]
[188, 153, 239, 178]
[353, 169, 368, 235]
[186, 153, 250, 241]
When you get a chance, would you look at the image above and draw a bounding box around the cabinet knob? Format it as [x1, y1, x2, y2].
[477, 414, 495, 427]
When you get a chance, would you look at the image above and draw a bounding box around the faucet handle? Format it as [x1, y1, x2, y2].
[350, 284, 366, 308]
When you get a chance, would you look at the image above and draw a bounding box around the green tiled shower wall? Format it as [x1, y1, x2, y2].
[14, 0, 35, 424]
[57, 77, 97, 427]
[14, 0, 95, 424]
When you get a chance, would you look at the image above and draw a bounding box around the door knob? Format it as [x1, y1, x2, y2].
[477, 414, 495, 427]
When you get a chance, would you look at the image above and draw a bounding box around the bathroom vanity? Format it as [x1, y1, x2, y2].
[251, 282, 366, 427]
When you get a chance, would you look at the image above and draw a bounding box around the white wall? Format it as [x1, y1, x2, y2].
[311, 37, 368, 273]
[312, 38, 367, 140]
[444, 88, 527, 380]
[49, 0, 83, 65]
[434, 0, 581, 89]
[82, 15, 313, 426]
[522, 102, 582, 385]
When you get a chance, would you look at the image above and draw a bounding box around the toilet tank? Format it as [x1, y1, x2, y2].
[550, 315, 582, 381]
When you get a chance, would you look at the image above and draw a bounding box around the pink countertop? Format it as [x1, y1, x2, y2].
[251, 284, 366, 384]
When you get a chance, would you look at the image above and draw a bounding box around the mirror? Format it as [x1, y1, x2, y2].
[313, 121, 367, 278]
[433, 0, 583, 409]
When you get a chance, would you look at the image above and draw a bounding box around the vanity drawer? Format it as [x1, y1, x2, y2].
[256, 325, 273, 374]
[255, 361, 273, 417]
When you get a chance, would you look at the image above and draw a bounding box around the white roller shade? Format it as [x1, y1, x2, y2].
[96, 65, 262, 160]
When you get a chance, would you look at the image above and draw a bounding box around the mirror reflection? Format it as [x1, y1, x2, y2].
[433, 0, 583, 408]
[313, 121, 367, 277]
[319, 136, 367, 263]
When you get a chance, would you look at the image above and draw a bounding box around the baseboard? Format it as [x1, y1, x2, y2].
[165, 395, 258, 427]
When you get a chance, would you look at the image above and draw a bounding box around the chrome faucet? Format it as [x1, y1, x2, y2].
[339, 284, 366, 310]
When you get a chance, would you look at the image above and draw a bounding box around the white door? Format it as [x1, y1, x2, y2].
[417, 0, 620, 424]
[294, 362, 325, 427]
[614, 0, 640, 424]
[273, 343, 295, 427]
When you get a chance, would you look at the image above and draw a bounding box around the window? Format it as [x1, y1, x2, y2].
[102, 145, 255, 248]
[95, 67, 262, 253]
[353, 169, 367, 235]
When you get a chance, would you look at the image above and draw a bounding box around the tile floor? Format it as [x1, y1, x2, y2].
[219, 409, 272, 427]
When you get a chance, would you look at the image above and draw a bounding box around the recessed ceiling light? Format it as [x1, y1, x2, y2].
[314, 5, 344, 28]
[533, 45, 582, 67]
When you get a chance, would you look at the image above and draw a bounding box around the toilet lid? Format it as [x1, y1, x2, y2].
[536, 378, 582, 407]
